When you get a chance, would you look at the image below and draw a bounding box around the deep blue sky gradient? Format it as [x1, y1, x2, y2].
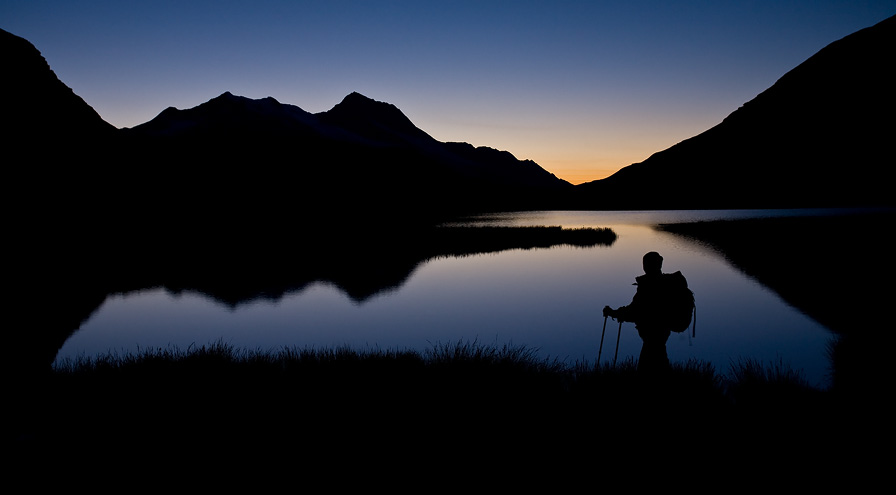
[4, 1, 894, 182]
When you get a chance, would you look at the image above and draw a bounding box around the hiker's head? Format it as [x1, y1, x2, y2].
[643, 252, 663, 275]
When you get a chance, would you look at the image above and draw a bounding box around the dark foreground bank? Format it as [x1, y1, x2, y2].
[11, 340, 864, 462]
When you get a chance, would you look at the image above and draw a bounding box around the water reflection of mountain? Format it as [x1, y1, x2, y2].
[12, 225, 616, 373]
[148, 225, 617, 305]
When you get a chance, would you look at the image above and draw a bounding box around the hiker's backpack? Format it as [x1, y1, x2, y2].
[663, 271, 696, 336]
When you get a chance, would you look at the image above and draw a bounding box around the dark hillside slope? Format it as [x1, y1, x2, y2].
[1, 28, 115, 142]
[2, 27, 117, 219]
[575, 15, 896, 209]
[3, 28, 121, 379]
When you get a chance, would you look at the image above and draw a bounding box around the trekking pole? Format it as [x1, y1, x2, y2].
[691, 304, 697, 338]
[613, 320, 623, 367]
[598, 315, 608, 364]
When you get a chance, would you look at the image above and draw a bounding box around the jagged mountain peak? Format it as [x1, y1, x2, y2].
[131, 91, 315, 135]
[335, 91, 393, 110]
[203, 92, 292, 112]
[319, 91, 434, 145]
[325, 91, 408, 122]
[206, 91, 280, 106]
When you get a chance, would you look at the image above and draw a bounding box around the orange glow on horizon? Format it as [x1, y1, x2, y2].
[537, 159, 629, 185]
[554, 169, 618, 185]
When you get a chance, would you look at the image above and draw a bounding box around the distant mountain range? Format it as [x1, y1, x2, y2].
[4, 15, 894, 223]
[116, 90, 572, 222]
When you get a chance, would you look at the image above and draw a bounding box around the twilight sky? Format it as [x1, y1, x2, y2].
[4, 1, 894, 184]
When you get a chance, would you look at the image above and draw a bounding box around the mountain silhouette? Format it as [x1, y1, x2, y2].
[3, 25, 572, 250]
[121, 90, 572, 224]
[574, 14, 896, 209]
[2, 28, 126, 249]
[317, 91, 438, 148]
[1, 28, 115, 142]
[7, 15, 893, 217]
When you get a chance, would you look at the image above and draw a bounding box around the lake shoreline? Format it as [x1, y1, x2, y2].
[656, 208, 894, 398]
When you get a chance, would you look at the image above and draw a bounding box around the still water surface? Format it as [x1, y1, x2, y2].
[55, 210, 843, 388]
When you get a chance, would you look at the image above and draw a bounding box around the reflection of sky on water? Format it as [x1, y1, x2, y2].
[56, 211, 837, 388]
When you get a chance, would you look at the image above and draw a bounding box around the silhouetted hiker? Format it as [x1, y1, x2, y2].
[603, 252, 692, 375]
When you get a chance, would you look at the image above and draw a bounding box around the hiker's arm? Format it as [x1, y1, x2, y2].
[605, 304, 634, 321]
[611, 288, 644, 321]
[614, 304, 633, 321]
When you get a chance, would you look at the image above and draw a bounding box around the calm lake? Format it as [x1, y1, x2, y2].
[54, 209, 846, 388]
